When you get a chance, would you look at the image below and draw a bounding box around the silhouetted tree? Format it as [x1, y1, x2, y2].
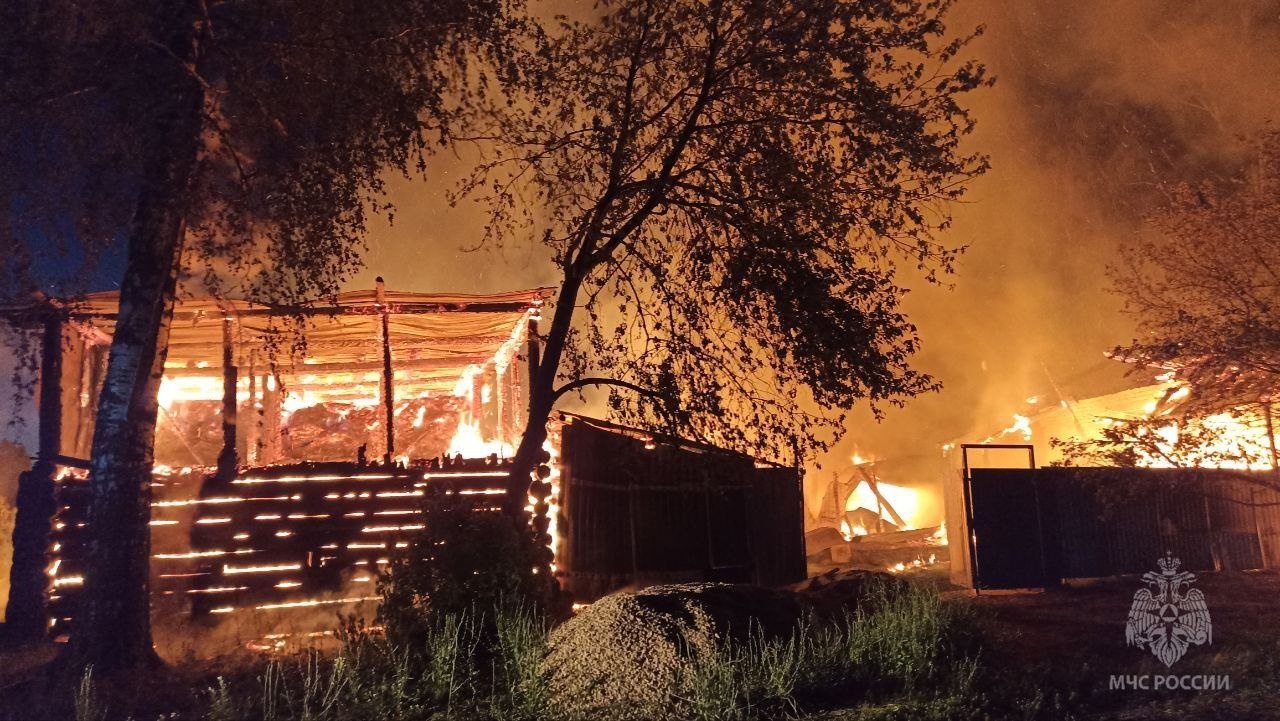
[454, 0, 990, 512]
[1, 0, 516, 669]
[1111, 130, 1280, 417]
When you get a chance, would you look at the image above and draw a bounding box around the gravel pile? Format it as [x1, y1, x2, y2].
[542, 583, 802, 720]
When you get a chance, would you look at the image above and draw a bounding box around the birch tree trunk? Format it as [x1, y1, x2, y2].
[74, 13, 205, 669]
[505, 273, 583, 515]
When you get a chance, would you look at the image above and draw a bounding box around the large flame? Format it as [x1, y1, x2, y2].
[152, 304, 543, 466]
[844, 481, 925, 530]
[838, 518, 868, 541]
[543, 425, 563, 572]
[1133, 410, 1275, 470]
[447, 420, 513, 458]
[983, 413, 1032, 443]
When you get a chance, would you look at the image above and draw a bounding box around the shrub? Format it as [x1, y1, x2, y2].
[22, 580, 995, 721]
[540, 579, 984, 721]
[837, 578, 981, 694]
[185, 604, 548, 721]
[377, 491, 556, 645]
[419, 611, 478, 707]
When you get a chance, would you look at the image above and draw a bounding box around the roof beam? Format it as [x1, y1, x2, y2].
[162, 356, 491, 377]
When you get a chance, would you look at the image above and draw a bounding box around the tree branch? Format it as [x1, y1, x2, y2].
[550, 376, 662, 406]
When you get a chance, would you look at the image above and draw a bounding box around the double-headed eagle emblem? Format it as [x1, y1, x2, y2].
[1125, 553, 1212, 667]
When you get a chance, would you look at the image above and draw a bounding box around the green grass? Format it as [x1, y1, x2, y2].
[163, 580, 991, 721]
[492, 601, 550, 719]
[177, 603, 551, 721]
[667, 579, 987, 721]
[10, 581, 1159, 721]
[72, 666, 103, 721]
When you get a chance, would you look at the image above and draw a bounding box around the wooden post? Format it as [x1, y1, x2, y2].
[628, 471, 640, 582]
[874, 477, 884, 534]
[377, 277, 395, 464]
[245, 353, 258, 466]
[1252, 487, 1268, 569]
[37, 317, 63, 469]
[1202, 479, 1222, 571]
[5, 313, 63, 639]
[471, 372, 484, 437]
[216, 314, 238, 481]
[262, 373, 282, 463]
[504, 356, 514, 435]
[74, 344, 107, 459]
[495, 365, 506, 451]
[526, 316, 540, 417]
[1264, 400, 1279, 481]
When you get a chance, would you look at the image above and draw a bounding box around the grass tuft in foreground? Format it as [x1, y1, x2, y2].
[673, 578, 986, 721]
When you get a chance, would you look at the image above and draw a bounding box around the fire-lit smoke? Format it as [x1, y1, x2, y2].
[808, 0, 1280, 520]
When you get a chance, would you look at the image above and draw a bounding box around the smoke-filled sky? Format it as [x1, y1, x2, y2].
[849, 0, 1280, 460]
[23, 0, 1273, 478]
[346, 0, 1280, 475]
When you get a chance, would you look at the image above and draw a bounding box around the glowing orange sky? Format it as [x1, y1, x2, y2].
[349, 0, 1280, 468]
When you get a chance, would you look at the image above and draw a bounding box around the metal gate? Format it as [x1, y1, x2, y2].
[959, 455, 1280, 589]
[966, 468, 1049, 589]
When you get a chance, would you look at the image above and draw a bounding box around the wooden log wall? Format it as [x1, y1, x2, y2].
[44, 458, 530, 637]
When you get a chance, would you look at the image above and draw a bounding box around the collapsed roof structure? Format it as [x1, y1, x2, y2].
[1, 284, 805, 644]
[2, 283, 552, 470]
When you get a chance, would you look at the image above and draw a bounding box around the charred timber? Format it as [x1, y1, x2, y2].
[3, 314, 63, 640]
[2, 301, 545, 324]
[216, 315, 238, 480]
[160, 358, 495, 377]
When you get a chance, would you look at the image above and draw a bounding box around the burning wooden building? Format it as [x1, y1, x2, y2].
[0, 284, 804, 642]
[942, 361, 1280, 590]
[804, 455, 948, 576]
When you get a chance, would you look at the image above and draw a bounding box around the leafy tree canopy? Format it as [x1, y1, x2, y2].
[0, 0, 521, 668]
[1056, 131, 1280, 486]
[461, 0, 990, 472]
[0, 0, 518, 306]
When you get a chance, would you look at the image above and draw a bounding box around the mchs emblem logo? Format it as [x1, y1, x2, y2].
[1125, 553, 1212, 667]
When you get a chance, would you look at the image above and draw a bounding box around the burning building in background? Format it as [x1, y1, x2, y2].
[1, 285, 805, 645]
[944, 358, 1277, 472]
[1, 283, 550, 640]
[804, 454, 948, 576]
[80, 283, 547, 469]
[805, 355, 1280, 585]
[941, 358, 1280, 590]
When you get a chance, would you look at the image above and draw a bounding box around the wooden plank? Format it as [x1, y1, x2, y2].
[161, 356, 492, 376]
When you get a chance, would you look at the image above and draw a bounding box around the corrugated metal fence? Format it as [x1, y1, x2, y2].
[558, 419, 805, 601]
[967, 467, 1280, 588]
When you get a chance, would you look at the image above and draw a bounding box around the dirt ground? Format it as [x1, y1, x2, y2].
[963, 569, 1280, 720]
[970, 569, 1280, 666]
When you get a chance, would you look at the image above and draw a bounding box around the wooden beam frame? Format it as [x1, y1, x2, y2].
[377, 278, 395, 463]
[160, 355, 494, 377]
[216, 314, 238, 480]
